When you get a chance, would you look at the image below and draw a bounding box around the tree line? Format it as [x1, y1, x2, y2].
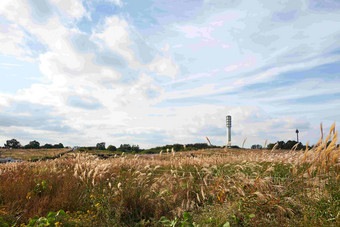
[2, 139, 64, 149]
[250, 140, 311, 150]
[77, 143, 141, 153]
[76, 142, 221, 154]
[2, 138, 311, 152]
[266, 140, 309, 150]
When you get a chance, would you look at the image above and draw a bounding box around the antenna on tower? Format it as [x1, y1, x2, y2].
[226, 115, 232, 148]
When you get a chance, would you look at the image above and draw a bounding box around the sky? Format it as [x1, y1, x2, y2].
[0, 0, 340, 148]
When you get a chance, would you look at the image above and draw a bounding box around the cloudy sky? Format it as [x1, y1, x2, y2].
[0, 0, 339, 148]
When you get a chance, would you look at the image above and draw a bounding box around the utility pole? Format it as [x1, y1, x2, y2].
[296, 129, 299, 143]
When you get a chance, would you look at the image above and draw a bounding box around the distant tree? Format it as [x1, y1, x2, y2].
[96, 142, 106, 150]
[266, 141, 285, 150]
[107, 145, 117, 152]
[131, 145, 140, 153]
[86, 146, 96, 151]
[251, 144, 263, 149]
[173, 144, 184, 152]
[24, 141, 39, 149]
[283, 140, 294, 149]
[28, 140, 40, 149]
[118, 144, 132, 152]
[296, 142, 303, 150]
[277, 141, 285, 149]
[267, 140, 305, 150]
[230, 145, 240, 149]
[302, 144, 312, 150]
[42, 144, 53, 149]
[53, 143, 64, 149]
[4, 139, 21, 149]
[267, 143, 276, 150]
[283, 140, 304, 150]
[185, 143, 209, 150]
[195, 143, 209, 149]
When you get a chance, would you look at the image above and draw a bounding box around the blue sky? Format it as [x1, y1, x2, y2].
[0, 0, 340, 148]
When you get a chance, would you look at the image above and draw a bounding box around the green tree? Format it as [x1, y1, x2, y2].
[267, 143, 275, 150]
[271, 141, 286, 149]
[131, 145, 140, 153]
[284, 140, 302, 150]
[53, 143, 64, 148]
[28, 140, 40, 149]
[251, 144, 263, 149]
[96, 142, 106, 150]
[173, 144, 184, 151]
[118, 144, 132, 152]
[230, 145, 240, 149]
[42, 143, 53, 149]
[4, 139, 21, 149]
[107, 145, 117, 152]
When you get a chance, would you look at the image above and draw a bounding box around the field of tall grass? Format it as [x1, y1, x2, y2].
[0, 124, 339, 226]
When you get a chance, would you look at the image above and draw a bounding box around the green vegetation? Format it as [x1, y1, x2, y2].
[267, 140, 309, 150]
[96, 142, 106, 150]
[75, 143, 219, 155]
[3, 139, 64, 150]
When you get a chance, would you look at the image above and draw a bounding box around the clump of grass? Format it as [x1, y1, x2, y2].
[299, 123, 339, 178]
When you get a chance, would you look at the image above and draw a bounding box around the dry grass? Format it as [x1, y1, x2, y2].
[0, 148, 71, 161]
[0, 125, 339, 226]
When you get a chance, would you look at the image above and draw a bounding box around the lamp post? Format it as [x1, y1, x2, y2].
[296, 129, 299, 143]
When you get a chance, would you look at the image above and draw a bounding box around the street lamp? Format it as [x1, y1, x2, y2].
[296, 129, 299, 143]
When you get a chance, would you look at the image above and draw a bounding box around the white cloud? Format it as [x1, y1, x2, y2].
[0, 1, 39, 60]
[0, 0, 31, 25]
[147, 56, 179, 79]
[0, 22, 26, 57]
[93, 16, 138, 67]
[50, 0, 85, 19]
[92, 15, 180, 77]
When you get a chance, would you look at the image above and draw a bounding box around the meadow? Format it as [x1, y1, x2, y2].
[0, 148, 72, 161]
[0, 125, 339, 226]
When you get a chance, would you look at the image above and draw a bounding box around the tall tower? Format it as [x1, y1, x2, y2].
[226, 115, 232, 146]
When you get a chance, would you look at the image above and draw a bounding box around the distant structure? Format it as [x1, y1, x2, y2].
[226, 115, 232, 146]
[296, 129, 299, 143]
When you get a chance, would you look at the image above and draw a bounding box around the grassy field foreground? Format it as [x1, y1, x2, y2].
[0, 128, 339, 226]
